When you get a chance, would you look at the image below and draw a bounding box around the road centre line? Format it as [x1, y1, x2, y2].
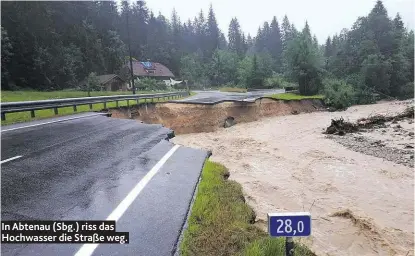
[1, 113, 107, 133]
[74, 144, 181, 256]
[0, 155, 22, 164]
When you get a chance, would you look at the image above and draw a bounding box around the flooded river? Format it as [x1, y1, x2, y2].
[173, 100, 414, 256]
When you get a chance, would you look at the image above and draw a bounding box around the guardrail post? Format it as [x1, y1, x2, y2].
[127, 100, 130, 107]
[151, 98, 154, 103]
[54, 107, 58, 115]
[144, 98, 147, 103]
[103, 101, 107, 109]
[31, 110, 35, 118]
[116, 100, 119, 107]
[89, 104, 93, 110]
[136, 99, 139, 104]
[1, 113, 5, 121]
[73, 105, 77, 112]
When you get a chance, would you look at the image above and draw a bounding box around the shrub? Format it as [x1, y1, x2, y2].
[354, 87, 377, 104]
[322, 78, 356, 110]
[136, 78, 167, 91]
[81, 72, 100, 96]
[264, 75, 286, 89]
[342, 74, 377, 104]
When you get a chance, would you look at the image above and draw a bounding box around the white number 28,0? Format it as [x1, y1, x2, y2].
[276, 219, 303, 233]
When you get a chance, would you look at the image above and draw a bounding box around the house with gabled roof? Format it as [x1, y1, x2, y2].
[121, 61, 175, 81]
[79, 74, 128, 91]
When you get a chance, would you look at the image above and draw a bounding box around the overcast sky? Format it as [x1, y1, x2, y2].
[131, 0, 414, 43]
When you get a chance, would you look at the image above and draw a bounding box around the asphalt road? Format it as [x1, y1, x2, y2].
[172, 89, 285, 104]
[1, 113, 208, 256]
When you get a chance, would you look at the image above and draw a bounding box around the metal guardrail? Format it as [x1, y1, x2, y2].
[0, 91, 189, 121]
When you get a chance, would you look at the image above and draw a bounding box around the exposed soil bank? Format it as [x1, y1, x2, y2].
[172, 100, 414, 256]
[109, 98, 324, 134]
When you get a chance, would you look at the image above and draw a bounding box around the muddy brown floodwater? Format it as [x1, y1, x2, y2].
[172, 100, 414, 256]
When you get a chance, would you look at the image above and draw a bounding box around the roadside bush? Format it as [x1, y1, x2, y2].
[136, 78, 167, 91]
[82, 72, 100, 91]
[322, 78, 356, 110]
[264, 75, 286, 89]
[81, 72, 100, 96]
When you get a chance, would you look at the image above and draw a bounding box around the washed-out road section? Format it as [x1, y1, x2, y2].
[172, 89, 285, 104]
[1, 113, 208, 256]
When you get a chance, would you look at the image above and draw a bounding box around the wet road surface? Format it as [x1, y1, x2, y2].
[1, 114, 208, 256]
[172, 89, 285, 104]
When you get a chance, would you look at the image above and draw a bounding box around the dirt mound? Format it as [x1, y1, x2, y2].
[109, 98, 324, 134]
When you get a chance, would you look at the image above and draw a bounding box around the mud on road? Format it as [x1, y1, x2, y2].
[172, 100, 414, 256]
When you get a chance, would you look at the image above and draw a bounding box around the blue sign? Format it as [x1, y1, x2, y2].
[268, 212, 311, 237]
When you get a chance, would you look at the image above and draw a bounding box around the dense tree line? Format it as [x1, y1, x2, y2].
[323, 1, 414, 100]
[1, 0, 413, 101]
[1, 1, 126, 90]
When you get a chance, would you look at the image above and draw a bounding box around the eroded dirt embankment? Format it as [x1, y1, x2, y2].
[109, 98, 324, 134]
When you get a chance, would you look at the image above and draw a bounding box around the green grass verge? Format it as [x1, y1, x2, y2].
[0, 90, 186, 125]
[269, 93, 324, 100]
[1, 90, 176, 102]
[219, 87, 248, 93]
[180, 160, 315, 256]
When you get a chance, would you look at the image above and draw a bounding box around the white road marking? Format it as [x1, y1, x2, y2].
[1, 113, 106, 133]
[0, 155, 22, 164]
[74, 144, 181, 256]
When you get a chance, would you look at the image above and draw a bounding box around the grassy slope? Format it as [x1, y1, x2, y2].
[181, 160, 315, 256]
[269, 93, 324, 100]
[0, 90, 186, 125]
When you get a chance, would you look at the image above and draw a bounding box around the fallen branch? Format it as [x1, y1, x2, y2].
[324, 117, 358, 135]
[324, 106, 414, 135]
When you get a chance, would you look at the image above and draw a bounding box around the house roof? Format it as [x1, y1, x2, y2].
[96, 74, 124, 84]
[130, 61, 175, 78]
[80, 74, 124, 86]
